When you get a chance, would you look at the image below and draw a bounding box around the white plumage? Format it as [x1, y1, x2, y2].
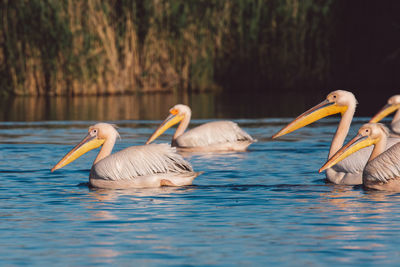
[364, 142, 400, 184]
[174, 121, 254, 148]
[272, 90, 400, 185]
[52, 123, 200, 189]
[320, 123, 400, 191]
[91, 144, 193, 181]
[146, 104, 255, 152]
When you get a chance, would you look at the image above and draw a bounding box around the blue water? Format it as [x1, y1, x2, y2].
[1, 118, 400, 266]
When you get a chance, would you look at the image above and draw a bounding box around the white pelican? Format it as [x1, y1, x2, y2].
[272, 90, 398, 185]
[51, 123, 201, 189]
[369, 95, 400, 134]
[320, 123, 400, 192]
[146, 104, 255, 152]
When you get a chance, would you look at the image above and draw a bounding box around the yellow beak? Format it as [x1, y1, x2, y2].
[319, 134, 377, 173]
[369, 103, 400, 123]
[146, 113, 184, 144]
[272, 100, 348, 139]
[51, 133, 105, 172]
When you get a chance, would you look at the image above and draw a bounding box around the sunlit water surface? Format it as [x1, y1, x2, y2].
[1, 118, 400, 266]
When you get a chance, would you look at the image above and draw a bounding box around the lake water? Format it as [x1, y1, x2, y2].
[1, 95, 400, 265]
[0, 92, 329, 121]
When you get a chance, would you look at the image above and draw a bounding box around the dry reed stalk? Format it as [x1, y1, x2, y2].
[0, 0, 333, 96]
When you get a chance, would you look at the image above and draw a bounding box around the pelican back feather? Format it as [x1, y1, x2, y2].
[364, 142, 400, 184]
[175, 121, 254, 147]
[91, 144, 194, 181]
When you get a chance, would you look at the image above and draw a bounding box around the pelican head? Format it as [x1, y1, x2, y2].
[51, 123, 119, 172]
[319, 123, 389, 172]
[370, 95, 400, 123]
[146, 104, 191, 144]
[272, 90, 357, 139]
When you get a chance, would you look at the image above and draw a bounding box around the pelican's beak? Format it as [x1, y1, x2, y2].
[319, 134, 377, 173]
[146, 111, 184, 144]
[272, 100, 347, 139]
[369, 103, 400, 123]
[51, 133, 105, 172]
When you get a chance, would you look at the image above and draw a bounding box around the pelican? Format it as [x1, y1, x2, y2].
[272, 90, 399, 185]
[320, 123, 400, 192]
[369, 95, 400, 134]
[51, 123, 201, 189]
[146, 104, 255, 152]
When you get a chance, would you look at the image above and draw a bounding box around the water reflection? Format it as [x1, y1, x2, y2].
[319, 186, 398, 215]
[1, 93, 208, 121]
[180, 151, 247, 160]
[89, 248, 120, 263]
[87, 187, 196, 203]
[0, 91, 328, 121]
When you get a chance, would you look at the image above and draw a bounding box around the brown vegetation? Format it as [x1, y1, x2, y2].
[0, 0, 334, 96]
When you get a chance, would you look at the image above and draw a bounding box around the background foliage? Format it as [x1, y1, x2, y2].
[0, 0, 399, 96]
[0, 0, 334, 96]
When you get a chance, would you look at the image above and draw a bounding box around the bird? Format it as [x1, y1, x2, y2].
[319, 123, 400, 192]
[51, 123, 201, 189]
[369, 95, 400, 134]
[145, 104, 255, 152]
[272, 90, 399, 185]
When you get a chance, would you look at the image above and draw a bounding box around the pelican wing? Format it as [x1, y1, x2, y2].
[364, 142, 400, 183]
[91, 144, 194, 181]
[175, 121, 254, 147]
[333, 136, 400, 174]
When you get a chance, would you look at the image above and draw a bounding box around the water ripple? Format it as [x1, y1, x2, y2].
[1, 119, 400, 265]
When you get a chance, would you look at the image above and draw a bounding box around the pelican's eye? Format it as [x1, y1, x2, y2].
[170, 109, 179, 115]
[91, 129, 98, 136]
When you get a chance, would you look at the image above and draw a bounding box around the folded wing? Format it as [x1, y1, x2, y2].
[176, 121, 254, 147]
[91, 144, 194, 181]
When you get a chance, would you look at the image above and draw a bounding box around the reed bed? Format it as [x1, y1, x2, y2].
[0, 0, 334, 96]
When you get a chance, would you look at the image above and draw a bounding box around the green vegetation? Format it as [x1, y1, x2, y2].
[0, 0, 334, 96]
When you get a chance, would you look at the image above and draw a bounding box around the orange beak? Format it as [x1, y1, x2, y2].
[51, 133, 105, 172]
[319, 134, 377, 173]
[146, 111, 184, 144]
[272, 100, 347, 139]
[370, 103, 400, 123]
